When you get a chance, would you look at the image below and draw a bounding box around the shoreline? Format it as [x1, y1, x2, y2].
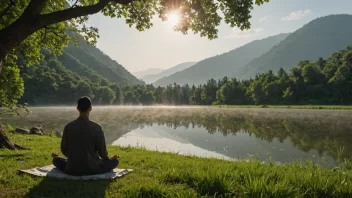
[1, 105, 352, 110]
[213, 105, 352, 110]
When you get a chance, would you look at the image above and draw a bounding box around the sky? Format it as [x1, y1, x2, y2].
[88, 0, 352, 73]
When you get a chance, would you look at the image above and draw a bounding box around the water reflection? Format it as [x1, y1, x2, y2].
[2, 107, 352, 163]
[113, 126, 233, 160]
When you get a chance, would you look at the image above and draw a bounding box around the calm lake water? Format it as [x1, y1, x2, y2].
[2, 106, 352, 164]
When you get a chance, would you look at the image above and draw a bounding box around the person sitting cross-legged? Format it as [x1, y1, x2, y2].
[52, 96, 119, 176]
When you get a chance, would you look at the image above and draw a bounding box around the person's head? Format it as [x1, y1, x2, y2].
[77, 96, 92, 115]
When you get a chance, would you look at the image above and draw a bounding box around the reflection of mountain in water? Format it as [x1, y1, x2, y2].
[3, 107, 351, 162]
[113, 127, 233, 160]
[105, 107, 352, 162]
[114, 124, 334, 163]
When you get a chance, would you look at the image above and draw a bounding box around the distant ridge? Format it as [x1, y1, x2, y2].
[237, 14, 352, 79]
[153, 33, 290, 86]
[142, 62, 196, 84]
[133, 68, 164, 79]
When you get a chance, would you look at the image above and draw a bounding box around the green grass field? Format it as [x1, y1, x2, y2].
[214, 105, 352, 110]
[1, 133, 352, 198]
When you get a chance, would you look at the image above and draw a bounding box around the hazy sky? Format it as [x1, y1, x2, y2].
[88, 0, 352, 73]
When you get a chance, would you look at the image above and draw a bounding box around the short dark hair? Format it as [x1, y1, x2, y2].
[77, 96, 92, 112]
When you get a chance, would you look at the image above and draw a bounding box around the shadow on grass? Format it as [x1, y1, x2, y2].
[0, 154, 25, 158]
[24, 177, 111, 198]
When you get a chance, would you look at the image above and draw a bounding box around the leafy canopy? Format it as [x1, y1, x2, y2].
[1, 0, 269, 67]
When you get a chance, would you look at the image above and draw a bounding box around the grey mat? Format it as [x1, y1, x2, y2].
[19, 165, 133, 180]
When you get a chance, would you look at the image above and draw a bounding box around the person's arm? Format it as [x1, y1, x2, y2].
[61, 126, 69, 157]
[96, 126, 109, 160]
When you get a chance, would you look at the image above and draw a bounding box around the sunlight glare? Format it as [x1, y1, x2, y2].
[167, 12, 180, 27]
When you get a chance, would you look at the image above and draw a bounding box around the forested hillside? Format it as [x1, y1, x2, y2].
[16, 31, 147, 105]
[142, 62, 196, 84]
[19, 45, 352, 106]
[237, 14, 352, 79]
[17, 32, 145, 106]
[63, 34, 143, 85]
[153, 33, 289, 86]
[118, 46, 352, 105]
[19, 50, 122, 105]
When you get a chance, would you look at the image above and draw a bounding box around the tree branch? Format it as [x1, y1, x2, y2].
[38, 0, 133, 28]
[46, 27, 66, 40]
[0, 0, 132, 61]
[22, 0, 49, 16]
[0, 0, 49, 41]
[72, 0, 79, 8]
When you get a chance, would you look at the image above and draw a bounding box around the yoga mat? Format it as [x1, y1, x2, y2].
[19, 165, 133, 180]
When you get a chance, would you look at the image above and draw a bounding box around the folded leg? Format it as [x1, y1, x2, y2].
[99, 159, 119, 174]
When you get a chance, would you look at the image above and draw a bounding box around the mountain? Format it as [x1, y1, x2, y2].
[237, 14, 352, 79]
[133, 68, 164, 78]
[19, 33, 144, 105]
[153, 33, 289, 86]
[62, 34, 143, 85]
[20, 52, 123, 105]
[142, 62, 196, 84]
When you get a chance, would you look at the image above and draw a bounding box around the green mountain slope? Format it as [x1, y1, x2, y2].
[57, 51, 109, 84]
[153, 33, 289, 86]
[18, 33, 144, 105]
[20, 55, 122, 105]
[237, 14, 352, 79]
[142, 62, 196, 84]
[63, 35, 143, 85]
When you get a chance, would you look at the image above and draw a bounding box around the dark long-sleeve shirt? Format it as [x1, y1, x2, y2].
[61, 116, 109, 175]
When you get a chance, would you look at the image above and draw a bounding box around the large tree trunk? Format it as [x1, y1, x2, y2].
[0, 55, 4, 74]
[0, 39, 15, 74]
[0, 127, 29, 150]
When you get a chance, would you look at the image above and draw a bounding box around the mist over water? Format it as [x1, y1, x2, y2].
[2, 106, 352, 164]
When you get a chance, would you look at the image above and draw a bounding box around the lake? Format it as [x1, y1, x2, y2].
[2, 106, 352, 164]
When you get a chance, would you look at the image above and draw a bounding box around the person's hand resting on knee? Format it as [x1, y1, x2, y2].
[110, 155, 120, 160]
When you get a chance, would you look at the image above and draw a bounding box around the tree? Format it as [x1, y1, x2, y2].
[154, 86, 164, 104]
[0, 56, 24, 107]
[139, 90, 155, 105]
[249, 79, 265, 105]
[76, 80, 94, 99]
[0, 129, 29, 150]
[302, 62, 325, 85]
[124, 91, 138, 105]
[109, 84, 122, 104]
[190, 85, 202, 105]
[95, 86, 116, 104]
[181, 84, 190, 104]
[0, 0, 269, 80]
[328, 49, 352, 103]
[201, 78, 218, 105]
[216, 82, 232, 104]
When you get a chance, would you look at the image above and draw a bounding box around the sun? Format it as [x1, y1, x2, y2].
[167, 12, 180, 27]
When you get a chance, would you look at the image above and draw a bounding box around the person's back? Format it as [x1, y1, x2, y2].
[62, 118, 107, 175]
[52, 96, 119, 176]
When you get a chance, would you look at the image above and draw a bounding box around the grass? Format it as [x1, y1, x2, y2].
[214, 105, 352, 110]
[1, 134, 352, 198]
